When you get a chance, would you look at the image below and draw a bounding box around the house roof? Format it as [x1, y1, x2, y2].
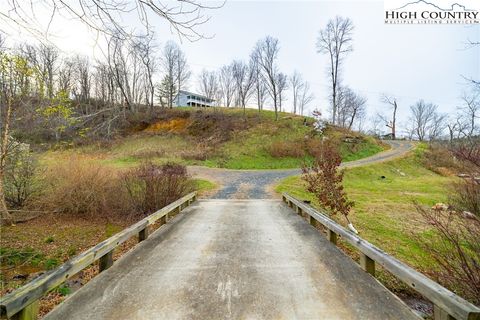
[177, 90, 215, 101]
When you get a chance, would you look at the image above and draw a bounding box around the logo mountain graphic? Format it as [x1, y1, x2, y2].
[395, 0, 475, 11]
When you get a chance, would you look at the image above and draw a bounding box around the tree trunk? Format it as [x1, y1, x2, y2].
[392, 102, 397, 140]
[0, 94, 13, 225]
[0, 170, 12, 225]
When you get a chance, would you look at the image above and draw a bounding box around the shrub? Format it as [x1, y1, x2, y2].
[267, 141, 305, 158]
[301, 139, 355, 230]
[448, 140, 480, 217]
[3, 139, 41, 208]
[416, 206, 480, 304]
[122, 162, 193, 216]
[450, 179, 480, 217]
[422, 144, 463, 175]
[39, 158, 122, 217]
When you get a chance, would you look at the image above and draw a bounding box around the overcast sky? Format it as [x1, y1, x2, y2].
[2, 0, 479, 134]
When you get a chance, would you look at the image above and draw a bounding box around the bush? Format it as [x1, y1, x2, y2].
[122, 162, 193, 216]
[422, 144, 463, 175]
[267, 141, 305, 158]
[302, 139, 355, 230]
[4, 139, 41, 208]
[416, 206, 480, 304]
[39, 158, 122, 217]
[450, 179, 480, 217]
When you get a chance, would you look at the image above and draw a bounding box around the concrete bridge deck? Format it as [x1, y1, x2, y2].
[46, 200, 419, 320]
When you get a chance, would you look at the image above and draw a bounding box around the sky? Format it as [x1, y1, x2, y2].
[1, 0, 479, 135]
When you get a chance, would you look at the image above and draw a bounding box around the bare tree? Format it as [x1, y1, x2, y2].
[134, 34, 157, 109]
[74, 55, 91, 104]
[316, 16, 354, 125]
[290, 71, 303, 114]
[429, 112, 447, 141]
[58, 57, 75, 94]
[1, 1, 222, 42]
[231, 60, 255, 114]
[409, 100, 439, 141]
[380, 94, 398, 139]
[38, 44, 59, 99]
[159, 41, 190, 108]
[250, 51, 267, 112]
[336, 86, 366, 130]
[299, 82, 314, 116]
[276, 72, 288, 113]
[175, 46, 191, 95]
[459, 90, 479, 139]
[253, 36, 281, 120]
[218, 64, 235, 107]
[197, 69, 219, 100]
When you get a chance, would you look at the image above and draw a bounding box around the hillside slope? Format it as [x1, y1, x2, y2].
[43, 107, 386, 170]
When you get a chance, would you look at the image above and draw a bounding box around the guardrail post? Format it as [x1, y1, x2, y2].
[11, 300, 39, 320]
[282, 195, 286, 202]
[160, 213, 167, 225]
[138, 227, 149, 242]
[309, 215, 315, 226]
[327, 230, 337, 245]
[99, 251, 113, 272]
[433, 305, 455, 320]
[360, 253, 375, 276]
[296, 206, 302, 216]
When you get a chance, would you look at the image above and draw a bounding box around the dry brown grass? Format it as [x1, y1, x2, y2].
[267, 141, 306, 158]
[37, 158, 125, 218]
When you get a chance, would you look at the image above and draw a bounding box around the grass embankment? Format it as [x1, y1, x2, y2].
[41, 107, 385, 170]
[275, 145, 454, 286]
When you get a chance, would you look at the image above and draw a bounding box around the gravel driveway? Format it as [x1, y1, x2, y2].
[188, 140, 414, 199]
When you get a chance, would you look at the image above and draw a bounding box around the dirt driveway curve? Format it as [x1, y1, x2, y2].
[188, 140, 415, 199]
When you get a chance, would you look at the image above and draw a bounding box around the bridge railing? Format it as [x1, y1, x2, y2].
[0, 192, 197, 320]
[282, 192, 480, 320]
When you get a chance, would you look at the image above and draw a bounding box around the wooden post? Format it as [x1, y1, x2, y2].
[296, 207, 303, 216]
[99, 251, 113, 272]
[138, 227, 149, 242]
[12, 301, 39, 320]
[160, 214, 167, 225]
[309, 215, 315, 226]
[433, 305, 455, 320]
[327, 229, 337, 245]
[360, 253, 375, 276]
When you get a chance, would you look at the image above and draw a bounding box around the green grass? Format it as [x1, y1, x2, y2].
[275, 148, 454, 271]
[193, 178, 217, 194]
[40, 107, 386, 170]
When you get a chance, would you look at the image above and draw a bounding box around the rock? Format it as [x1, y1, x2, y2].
[457, 173, 470, 178]
[12, 274, 28, 280]
[462, 211, 477, 219]
[395, 168, 406, 176]
[432, 203, 448, 211]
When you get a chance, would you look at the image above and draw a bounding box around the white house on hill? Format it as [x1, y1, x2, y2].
[174, 90, 215, 107]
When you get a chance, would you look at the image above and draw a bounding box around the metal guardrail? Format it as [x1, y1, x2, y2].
[0, 192, 197, 320]
[282, 192, 480, 320]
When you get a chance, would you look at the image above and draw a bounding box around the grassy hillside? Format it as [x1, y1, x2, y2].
[42, 107, 385, 170]
[275, 145, 454, 278]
